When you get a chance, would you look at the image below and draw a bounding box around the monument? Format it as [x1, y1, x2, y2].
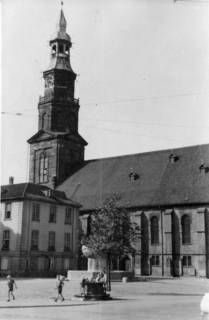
[75, 246, 111, 300]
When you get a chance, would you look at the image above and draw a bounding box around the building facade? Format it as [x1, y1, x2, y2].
[58, 146, 209, 278]
[0, 181, 80, 276]
[25, 8, 209, 278]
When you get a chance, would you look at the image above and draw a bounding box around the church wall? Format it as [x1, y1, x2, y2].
[38, 102, 52, 131]
[163, 210, 173, 276]
[57, 139, 84, 184]
[80, 205, 209, 277]
[29, 139, 58, 187]
[172, 207, 206, 277]
[131, 211, 141, 275]
[204, 210, 209, 277]
[51, 102, 78, 133]
[128, 206, 208, 277]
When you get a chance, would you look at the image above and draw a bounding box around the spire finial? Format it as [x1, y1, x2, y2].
[58, 2, 67, 32]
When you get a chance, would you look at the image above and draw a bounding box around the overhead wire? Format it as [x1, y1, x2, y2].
[81, 124, 200, 143]
[2, 90, 209, 113]
[2, 111, 209, 130]
[1, 111, 209, 129]
[81, 117, 209, 130]
[174, 0, 209, 3]
[81, 91, 209, 107]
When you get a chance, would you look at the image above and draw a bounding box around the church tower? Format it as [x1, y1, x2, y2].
[28, 6, 87, 188]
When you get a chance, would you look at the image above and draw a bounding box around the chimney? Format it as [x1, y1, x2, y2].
[9, 176, 14, 185]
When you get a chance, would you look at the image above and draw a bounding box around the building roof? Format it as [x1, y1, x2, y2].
[27, 129, 88, 146]
[1, 183, 80, 207]
[57, 144, 209, 211]
[48, 56, 73, 72]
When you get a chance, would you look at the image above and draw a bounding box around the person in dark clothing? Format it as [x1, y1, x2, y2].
[80, 274, 88, 295]
[7, 275, 17, 301]
[54, 275, 65, 302]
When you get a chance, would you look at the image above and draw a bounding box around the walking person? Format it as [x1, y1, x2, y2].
[54, 275, 65, 302]
[101, 270, 107, 293]
[7, 275, 17, 302]
[80, 274, 88, 296]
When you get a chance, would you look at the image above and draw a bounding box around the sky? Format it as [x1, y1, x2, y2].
[1, 0, 209, 185]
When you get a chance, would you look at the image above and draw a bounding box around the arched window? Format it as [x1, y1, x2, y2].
[41, 113, 47, 129]
[65, 45, 69, 55]
[52, 44, 56, 55]
[58, 44, 64, 53]
[150, 216, 159, 244]
[181, 215, 191, 244]
[39, 152, 48, 183]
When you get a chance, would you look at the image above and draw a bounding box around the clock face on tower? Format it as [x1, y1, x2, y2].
[45, 74, 54, 88]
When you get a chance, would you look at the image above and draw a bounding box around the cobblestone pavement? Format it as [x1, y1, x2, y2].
[0, 277, 208, 320]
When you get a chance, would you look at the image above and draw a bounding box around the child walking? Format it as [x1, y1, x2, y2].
[54, 275, 65, 302]
[7, 275, 17, 302]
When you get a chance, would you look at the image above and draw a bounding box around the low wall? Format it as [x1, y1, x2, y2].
[67, 270, 134, 282]
[110, 271, 134, 281]
[67, 270, 93, 281]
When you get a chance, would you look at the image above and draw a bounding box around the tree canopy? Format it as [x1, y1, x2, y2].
[82, 195, 140, 258]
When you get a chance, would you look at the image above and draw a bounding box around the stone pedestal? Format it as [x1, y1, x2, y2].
[83, 282, 110, 300]
[88, 257, 107, 273]
[74, 246, 111, 300]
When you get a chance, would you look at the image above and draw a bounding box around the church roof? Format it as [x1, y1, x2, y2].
[27, 129, 87, 145]
[48, 56, 73, 72]
[57, 143, 209, 211]
[1, 183, 80, 207]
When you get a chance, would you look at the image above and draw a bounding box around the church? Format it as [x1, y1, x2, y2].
[27, 8, 209, 278]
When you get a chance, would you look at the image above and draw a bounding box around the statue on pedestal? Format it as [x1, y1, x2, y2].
[78, 245, 110, 300]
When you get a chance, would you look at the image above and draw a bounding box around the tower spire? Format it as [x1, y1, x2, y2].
[58, 2, 67, 33]
[28, 5, 88, 188]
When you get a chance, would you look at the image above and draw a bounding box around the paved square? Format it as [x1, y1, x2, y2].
[0, 277, 208, 320]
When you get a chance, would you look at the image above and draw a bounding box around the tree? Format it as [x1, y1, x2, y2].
[82, 195, 140, 290]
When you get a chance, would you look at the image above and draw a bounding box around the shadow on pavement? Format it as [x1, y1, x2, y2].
[148, 293, 203, 296]
[0, 303, 96, 309]
[109, 298, 137, 301]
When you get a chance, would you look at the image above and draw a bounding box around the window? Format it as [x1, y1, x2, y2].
[32, 203, 40, 221]
[39, 152, 48, 183]
[31, 230, 39, 250]
[64, 233, 71, 252]
[182, 256, 192, 267]
[129, 171, 139, 181]
[48, 232, 55, 251]
[65, 207, 73, 224]
[49, 205, 56, 223]
[58, 44, 64, 53]
[1, 257, 9, 270]
[5, 202, 11, 220]
[199, 164, 209, 173]
[2, 230, 10, 250]
[64, 258, 70, 270]
[169, 154, 179, 163]
[181, 215, 191, 244]
[52, 44, 56, 54]
[41, 113, 47, 129]
[150, 216, 159, 244]
[65, 45, 69, 55]
[151, 255, 160, 266]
